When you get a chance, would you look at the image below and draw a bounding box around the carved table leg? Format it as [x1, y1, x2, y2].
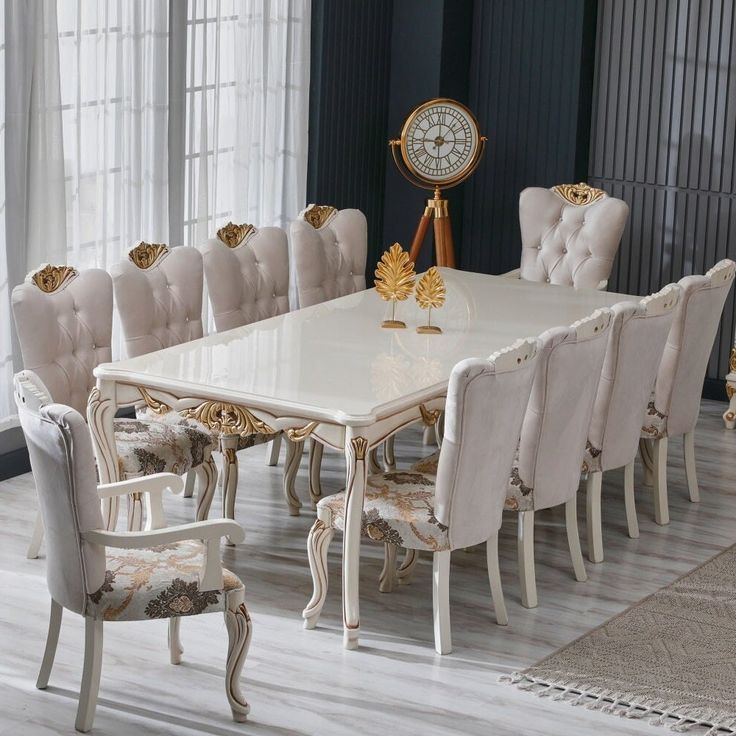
[284, 438, 304, 515]
[383, 435, 396, 472]
[221, 436, 240, 545]
[303, 518, 335, 628]
[343, 430, 368, 649]
[196, 453, 217, 521]
[308, 438, 323, 506]
[724, 387, 736, 429]
[88, 382, 120, 530]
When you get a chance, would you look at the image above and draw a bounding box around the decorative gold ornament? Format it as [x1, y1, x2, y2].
[303, 205, 337, 229]
[375, 243, 416, 328]
[182, 401, 276, 437]
[350, 436, 369, 460]
[217, 222, 255, 248]
[139, 388, 171, 415]
[419, 404, 442, 426]
[552, 182, 606, 206]
[415, 266, 446, 334]
[726, 347, 736, 399]
[128, 242, 169, 269]
[286, 422, 319, 441]
[31, 265, 79, 293]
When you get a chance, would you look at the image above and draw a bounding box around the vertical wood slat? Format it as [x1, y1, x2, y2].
[590, 0, 736, 397]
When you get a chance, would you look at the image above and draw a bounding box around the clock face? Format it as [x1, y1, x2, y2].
[400, 99, 481, 186]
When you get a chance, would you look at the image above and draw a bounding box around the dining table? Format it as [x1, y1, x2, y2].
[89, 267, 638, 649]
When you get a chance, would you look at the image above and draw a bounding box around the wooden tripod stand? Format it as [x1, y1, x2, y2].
[408, 187, 456, 268]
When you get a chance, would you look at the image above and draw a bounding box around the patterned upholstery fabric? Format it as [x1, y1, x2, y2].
[410, 449, 535, 512]
[86, 540, 242, 621]
[318, 471, 450, 551]
[580, 441, 603, 474]
[640, 398, 668, 440]
[135, 405, 272, 452]
[114, 417, 216, 477]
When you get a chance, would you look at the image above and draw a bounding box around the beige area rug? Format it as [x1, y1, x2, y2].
[505, 545, 736, 735]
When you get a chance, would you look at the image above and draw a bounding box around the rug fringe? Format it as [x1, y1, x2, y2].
[501, 674, 736, 735]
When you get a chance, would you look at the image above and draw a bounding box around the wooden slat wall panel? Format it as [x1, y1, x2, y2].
[306, 0, 393, 268]
[590, 0, 736, 397]
[461, 0, 589, 275]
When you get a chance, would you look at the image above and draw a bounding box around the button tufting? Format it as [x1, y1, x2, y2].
[91, 344, 96, 349]
[562, 248, 567, 254]
[185, 316, 189, 322]
[272, 292, 276, 298]
[546, 278, 551, 283]
[537, 245, 542, 250]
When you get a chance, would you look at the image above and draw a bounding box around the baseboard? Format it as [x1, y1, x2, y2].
[0, 446, 31, 482]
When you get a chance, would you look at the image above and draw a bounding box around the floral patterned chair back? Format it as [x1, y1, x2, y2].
[202, 222, 290, 332]
[111, 243, 204, 358]
[12, 265, 113, 416]
[288, 205, 367, 309]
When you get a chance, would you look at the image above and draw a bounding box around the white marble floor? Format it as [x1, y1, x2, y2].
[1, 400, 735, 735]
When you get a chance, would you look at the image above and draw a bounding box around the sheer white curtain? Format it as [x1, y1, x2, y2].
[183, 0, 310, 246]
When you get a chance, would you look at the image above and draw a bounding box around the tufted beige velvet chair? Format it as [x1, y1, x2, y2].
[288, 204, 367, 310]
[639, 259, 736, 526]
[303, 338, 540, 654]
[11, 265, 218, 555]
[14, 371, 251, 732]
[505, 183, 629, 290]
[583, 284, 680, 564]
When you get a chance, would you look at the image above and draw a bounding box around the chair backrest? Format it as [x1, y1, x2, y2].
[588, 284, 680, 471]
[11, 265, 113, 415]
[653, 259, 736, 437]
[433, 338, 540, 549]
[14, 371, 105, 615]
[288, 205, 367, 309]
[517, 308, 612, 510]
[111, 242, 204, 358]
[202, 222, 289, 332]
[518, 183, 629, 289]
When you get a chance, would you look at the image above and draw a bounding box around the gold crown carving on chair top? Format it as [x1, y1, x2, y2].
[31, 264, 79, 293]
[217, 222, 256, 248]
[303, 204, 337, 229]
[552, 182, 606, 206]
[128, 242, 170, 269]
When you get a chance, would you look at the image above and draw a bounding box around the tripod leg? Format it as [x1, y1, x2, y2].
[409, 209, 433, 264]
[433, 216, 446, 267]
[442, 215, 456, 268]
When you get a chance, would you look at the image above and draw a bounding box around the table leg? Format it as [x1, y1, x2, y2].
[88, 380, 120, 530]
[342, 430, 368, 649]
[284, 438, 304, 515]
[221, 436, 239, 545]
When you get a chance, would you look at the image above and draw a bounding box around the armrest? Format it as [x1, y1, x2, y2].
[83, 519, 245, 591]
[83, 519, 244, 548]
[97, 473, 184, 499]
[501, 268, 521, 279]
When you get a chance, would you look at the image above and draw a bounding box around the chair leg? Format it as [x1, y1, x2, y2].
[183, 470, 196, 498]
[653, 437, 669, 525]
[168, 618, 183, 665]
[422, 425, 435, 446]
[432, 550, 452, 654]
[517, 510, 537, 609]
[565, 497, 587, 582]
[486, 535, 508, 626]
[284, 438, 303, 516]
[684, 430, 699, 503]
[221, 438, 240, 545]
[585, 471, 604, 563]
[266, 434, 282, 466]
[639, 438, 654, 487]
[27, 511, 44, 559]
[302, 519, 334, 629]
[383, 435, 396, 472]
[308, 438, 323, 506]
[75, 618, 103, 733]
[624, 461, 639, 538]
[397, 548, 418, 585]
[37, 599, 63, 689]
[435, 411, 445, 447]
[195, 454, 217, 522]
[379, 543, 397, 593]
[368, 448, 382, 474]
[127, 493, 144, 532]
[224, 601, 252, 722]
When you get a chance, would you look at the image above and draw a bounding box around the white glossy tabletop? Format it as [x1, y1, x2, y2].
[95, 269, 638, 425]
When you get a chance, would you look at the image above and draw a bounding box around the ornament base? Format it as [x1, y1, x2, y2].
[382, 319, 407, 329]
[417, 325, 442, 335]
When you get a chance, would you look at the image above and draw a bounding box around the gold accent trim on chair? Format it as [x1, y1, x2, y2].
[217, 222, 256, 248]
[31, 265, 79, 293]
[128, 242, 170, 270]
[419, 404, 442, 426]
[727, 347, 736, 400]
[552, 183, 606, 206]
[139, 388, 171, 415]
[303, 205, 337, 229]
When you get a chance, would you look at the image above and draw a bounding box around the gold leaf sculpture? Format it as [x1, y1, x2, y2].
[374, 243, 416, 328]
[128, 242, 169, 270]
[552, 182, 606, 206]
[217, 222, 255, 248]
[303, 204, 337, 229]
[31, 265, 78, 293]
[415, 266, 446, 334]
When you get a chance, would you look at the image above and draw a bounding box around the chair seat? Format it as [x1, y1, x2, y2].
[86, 540, 243, 621]
[114, 417, 216, 477]
[135, 406, 273, 452]
[317, 471, 450, 551]
[411, 450, 535, 512]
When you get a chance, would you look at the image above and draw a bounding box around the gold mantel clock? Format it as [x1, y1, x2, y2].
[389, 98, 486, 268]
